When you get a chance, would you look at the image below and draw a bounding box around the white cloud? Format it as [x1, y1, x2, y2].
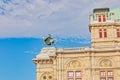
[0, 0, 120, 38]
[24, 48, 39, 55]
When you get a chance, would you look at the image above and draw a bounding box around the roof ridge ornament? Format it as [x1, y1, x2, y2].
[43, 34, 55, 47]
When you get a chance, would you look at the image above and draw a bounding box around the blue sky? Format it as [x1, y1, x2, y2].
[0, 0, 120, 80]
[0, 37, 90, 80]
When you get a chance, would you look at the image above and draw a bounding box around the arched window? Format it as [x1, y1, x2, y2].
[67, 60, 82, 80]
[99, 59, 114, 80]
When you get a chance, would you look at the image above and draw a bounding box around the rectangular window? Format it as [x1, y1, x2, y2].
[68, 78, 74, 80]
[108, 71, 113, 76]
[100, 78, 106, 80]
[99, 29, 107, 38]
[103, 15, 106, 22]
[99, 29, 102, 38]
[108, 78, 113, 80]
[116, 29, 120, 37]
[100, 70, 113, 80]
[68, 71, 82, 80]
[98, 15, 102, 22]
[100, 71, 106, 76]
[117, 31, 120, 37]
[68, 71, 74, 77]
[104, 29, 107, 38]
[76, 78, 81, 80]
[98, 14, 107, 22]
[75, 71, 81, 77]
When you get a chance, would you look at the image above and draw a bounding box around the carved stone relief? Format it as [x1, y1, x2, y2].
[67, 60, 81, 69]
[100, 59, 112, 67]
[40, 72, 53, 80]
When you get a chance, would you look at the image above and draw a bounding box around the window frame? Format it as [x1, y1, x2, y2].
[99, 29, 103, 38]
[103, 15, 106, 22]
[68, 71, 74, 77]
[75, 71, 81, 77]
[98, 15, 102, 22]
[103, 29, 107, 38]
[67, 71, 82, 80]
[98, 14, 106, 22]
[116, 28, 120, 38]
[100, 70, 114, 80]
[99, 29, 107, 38]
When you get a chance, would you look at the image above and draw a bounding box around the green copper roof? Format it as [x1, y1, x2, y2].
[93, 13, 97, 20]
[92, 12, 111, 20]
[92, 8, 120, 20]
[110, 8, 120, 19]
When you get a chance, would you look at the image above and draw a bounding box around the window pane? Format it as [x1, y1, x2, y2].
[116, 29, 120, 37]
[76, 78, 81, 80]
[117, 32, 120, 37]
[103, 15, 106, 22]
[98, 15, 102, 22]
[100, 78, 106, 80]
[99, 29, 102, 38]
[104, 29, 107, 38]
[104, 32, 107, 38]
[76, 71, 81, 77]
[68, 78, 74, 80]
[68, 71, 74, 77]
[100, 71, 106, 76]
[108, 71, 113, 76]
[108, 78, 113, 80]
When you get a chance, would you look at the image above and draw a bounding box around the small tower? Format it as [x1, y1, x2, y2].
[89, 8, 120, 47]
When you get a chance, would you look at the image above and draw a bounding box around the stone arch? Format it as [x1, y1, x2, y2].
[65, 59, 83, 80]
[96, 57, 115, 67]
[40, 72, 53, 80]
[67, 60, 81, 69]
[65, 59, 82, 69]
[100, 59, 112, 67]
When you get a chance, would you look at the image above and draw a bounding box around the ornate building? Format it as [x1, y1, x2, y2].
[33, 8, 120, 80]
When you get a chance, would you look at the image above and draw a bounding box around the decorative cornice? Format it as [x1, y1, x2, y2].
[89, 23, 120, 27]
[33, 46, 120, 61]
[56, 46, 120, 53]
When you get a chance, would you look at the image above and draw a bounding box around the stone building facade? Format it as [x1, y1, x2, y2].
[33, 8, 120, 80]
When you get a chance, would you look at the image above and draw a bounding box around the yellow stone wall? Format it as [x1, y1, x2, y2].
[33, 49, 120, 80]
[90, 24, 120, 47]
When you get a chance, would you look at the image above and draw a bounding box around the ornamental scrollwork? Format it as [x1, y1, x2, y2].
[67, 60, 81, 69]
[100, 59, 112, 67]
